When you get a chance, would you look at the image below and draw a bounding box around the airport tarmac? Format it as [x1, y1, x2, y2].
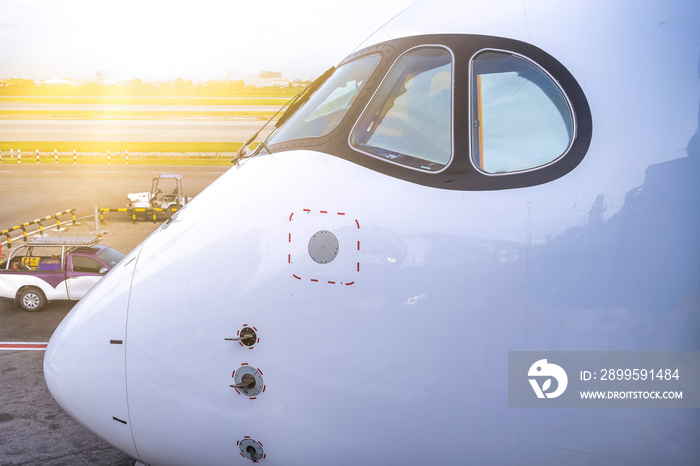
[0, 166, 227, 465]
[0, 218, 158, 465]
[0, 164, 229, 232]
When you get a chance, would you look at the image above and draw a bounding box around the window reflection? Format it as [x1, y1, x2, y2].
[471, 51, 574, 174]
[268, 54, 381, 144]
[352, 47, 453, 171]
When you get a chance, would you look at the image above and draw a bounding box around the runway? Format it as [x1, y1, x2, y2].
[0, 119, 273, 142]
[0, 103, 279, 113]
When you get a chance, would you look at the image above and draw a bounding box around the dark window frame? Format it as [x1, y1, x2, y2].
[262, 34, 592, 191]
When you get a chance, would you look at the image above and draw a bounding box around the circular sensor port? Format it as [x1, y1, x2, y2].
[308, 230, 339, 264]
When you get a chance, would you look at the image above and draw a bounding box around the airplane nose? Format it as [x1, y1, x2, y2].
[44, 248, 142, 460]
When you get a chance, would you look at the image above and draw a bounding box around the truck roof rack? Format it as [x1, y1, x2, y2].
[26, 235, 100, 247]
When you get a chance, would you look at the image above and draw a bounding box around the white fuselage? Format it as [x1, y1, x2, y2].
[44, 0, 700, 464]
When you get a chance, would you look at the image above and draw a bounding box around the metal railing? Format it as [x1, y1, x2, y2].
[1, 209, 76, 249]
[99, 207, 179, 224]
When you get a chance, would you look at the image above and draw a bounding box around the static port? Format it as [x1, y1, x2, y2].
[239, 438, 264, 461]
[239, 327, 257, 346]
[225, 326, 258, 347]
[239, 373, 256, 389]
[231, 366, 264, 397]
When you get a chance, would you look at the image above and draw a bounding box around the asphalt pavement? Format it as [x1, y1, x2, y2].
[0, 164, 229, 233]
[0, 350, 135, 466]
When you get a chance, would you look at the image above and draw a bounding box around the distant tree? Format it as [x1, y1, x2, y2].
[174, 78, 192, 88]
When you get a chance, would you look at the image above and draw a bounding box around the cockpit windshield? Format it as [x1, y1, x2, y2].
[351, 47, 453, 171]
[266, 54, 381, 144]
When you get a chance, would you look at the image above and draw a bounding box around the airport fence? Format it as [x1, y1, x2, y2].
[0, 149, 236, 165]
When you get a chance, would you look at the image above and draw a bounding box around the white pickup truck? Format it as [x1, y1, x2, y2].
[0, 235, 125, 311]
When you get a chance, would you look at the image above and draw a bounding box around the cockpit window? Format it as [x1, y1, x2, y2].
[351, 47, 453, 171]
[267, 54, 381, 144]
[471, 51, 575, 174]
[252, 34, 591, 191]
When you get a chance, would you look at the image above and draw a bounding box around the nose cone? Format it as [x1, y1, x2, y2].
[44, 248, 141, 460]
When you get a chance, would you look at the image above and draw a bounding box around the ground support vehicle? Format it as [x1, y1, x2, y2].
[0, 235, 125, 311]
[126, 174, 191, 212]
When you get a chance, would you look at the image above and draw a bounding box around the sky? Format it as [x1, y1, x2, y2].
[0, 0, 411, 82]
